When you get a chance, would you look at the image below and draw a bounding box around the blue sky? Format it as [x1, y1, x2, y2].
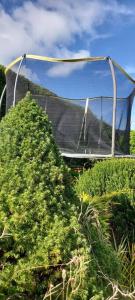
[0, 0, 135, 70]
[0, 0, 135, 127]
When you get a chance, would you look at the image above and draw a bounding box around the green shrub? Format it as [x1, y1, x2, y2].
[0, 65, 6, 118]
[108, 190, 135, 246]
[76, 159, 135, 286]
[77, 193, 122, 299]
[0, 94, 123, 299]
[76, 158, 135, 197]
[0, 93, 91, 299]
[76, 159, 135, 244]
[130, 130, 135, 154]
[81, 195, 121, 270]
[79, 190, 135, 295]
[80, 190, 135, 246]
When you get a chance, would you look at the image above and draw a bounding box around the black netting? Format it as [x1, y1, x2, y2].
[5, 58, 135, 157]
[113, 65, 135, 154]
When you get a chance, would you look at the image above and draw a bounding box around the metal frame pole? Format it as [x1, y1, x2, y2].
[0, 84, 6, 111]
[13, 54, 26, 107]
[77, 97, 89, 152]
[108, 57, 117, 157]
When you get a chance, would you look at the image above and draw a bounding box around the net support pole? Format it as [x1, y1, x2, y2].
[108, 57, 117, 157]
[77, 97, 89, 151]
[13, 54, 26, 107]
[0, 84, 6, 111]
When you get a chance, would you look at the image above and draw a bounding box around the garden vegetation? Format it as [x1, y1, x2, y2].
[130, 130, 135, 154]
[0, 92, 134, 299]
[76, 159, 135, 298]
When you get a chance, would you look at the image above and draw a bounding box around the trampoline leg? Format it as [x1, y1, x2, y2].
[13, 54, 26, 107]
[108, 57, 117, 157]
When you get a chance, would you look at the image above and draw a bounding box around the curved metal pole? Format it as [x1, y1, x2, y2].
[108, 57, 117, 157]
[13, 55, 25, 107]
[0, 84, 6, 111]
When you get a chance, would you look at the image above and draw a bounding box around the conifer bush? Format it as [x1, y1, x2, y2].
[0, 93, 91, 299]
[0, 95, 123, 299]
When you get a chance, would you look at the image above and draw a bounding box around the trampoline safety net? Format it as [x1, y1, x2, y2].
[4, 55, 135, 157]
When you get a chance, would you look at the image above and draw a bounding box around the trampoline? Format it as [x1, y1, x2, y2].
[0, 54, 135, 158]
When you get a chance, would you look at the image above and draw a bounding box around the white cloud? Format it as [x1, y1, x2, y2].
[94, 69, 111, 78]
[19, 65, 39, 82]
[0, 0, 135, 66]
[47, 49, 90, 77]
[104, 0, 135, 17]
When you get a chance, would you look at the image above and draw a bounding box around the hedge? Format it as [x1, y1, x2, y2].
[76, 158, 135, 197]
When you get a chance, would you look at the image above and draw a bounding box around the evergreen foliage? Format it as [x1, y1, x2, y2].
[0, 93, 90, 299]
[0, 96, 125, 299]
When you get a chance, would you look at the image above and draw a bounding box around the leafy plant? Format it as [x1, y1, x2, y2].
[78, 192, 122, 299]
[80, 190, 135, 246]
[117, 237, 135, 292]
[79, 190, 135, 297]
[76, 159, 135, 246]
[76, 164, 135, 296]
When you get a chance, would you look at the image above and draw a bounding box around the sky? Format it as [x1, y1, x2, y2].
[0, 0, 135, 127]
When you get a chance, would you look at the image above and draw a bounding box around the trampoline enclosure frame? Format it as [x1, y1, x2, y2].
[2, 54, 135, 158]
